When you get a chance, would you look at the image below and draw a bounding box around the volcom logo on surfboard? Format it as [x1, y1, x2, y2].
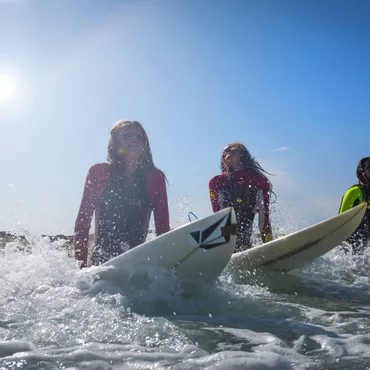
[188, 212, 236, 249]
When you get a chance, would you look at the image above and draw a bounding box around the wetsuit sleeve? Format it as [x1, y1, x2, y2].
[146, 169, 170, 236]
[209, 177, 221, 212]
[339, 186, 364, 214]
[73, 163, 109, 267]
[256, 180, 273, 243]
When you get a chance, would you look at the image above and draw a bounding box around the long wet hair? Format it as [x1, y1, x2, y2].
[357, 157, 370, 187]
[221, 142, 277, 201]
[107, 120, 156, 178]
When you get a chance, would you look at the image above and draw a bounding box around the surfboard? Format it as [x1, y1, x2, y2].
[100, 207, 237, 283]
[230, 202, 366, 272]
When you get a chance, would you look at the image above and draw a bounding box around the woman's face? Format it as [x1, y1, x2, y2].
[223, 147, 243, 170]
[116, 123, 145, 159]
[363, 158, 370, 178]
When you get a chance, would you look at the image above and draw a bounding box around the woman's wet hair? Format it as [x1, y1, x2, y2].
[221, 142, 277, 202]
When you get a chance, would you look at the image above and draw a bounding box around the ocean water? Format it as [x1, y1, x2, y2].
[2, 235, 370, 370]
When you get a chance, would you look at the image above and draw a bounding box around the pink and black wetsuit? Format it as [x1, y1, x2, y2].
[74, 163, 170, 266]
[209, 170, 272, 251]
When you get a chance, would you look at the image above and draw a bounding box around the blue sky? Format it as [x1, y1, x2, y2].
[0, 0, 369, 236]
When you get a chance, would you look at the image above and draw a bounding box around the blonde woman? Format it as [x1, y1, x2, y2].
[73, 120, 170, 267]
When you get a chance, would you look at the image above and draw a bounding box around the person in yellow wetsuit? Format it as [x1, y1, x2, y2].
[339, 157, 370, 254]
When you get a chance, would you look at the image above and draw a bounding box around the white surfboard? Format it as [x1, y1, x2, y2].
[230, 202, 366, 272]
[100, 207, 237, 283]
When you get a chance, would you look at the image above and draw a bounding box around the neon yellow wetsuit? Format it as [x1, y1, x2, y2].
[339, 185, 370, 253]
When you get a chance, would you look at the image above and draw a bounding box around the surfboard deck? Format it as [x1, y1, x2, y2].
[230, 203, 366, 272]
[98, 207, 237, 283]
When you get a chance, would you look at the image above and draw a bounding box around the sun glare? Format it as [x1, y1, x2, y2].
[0, 73, 19, 105]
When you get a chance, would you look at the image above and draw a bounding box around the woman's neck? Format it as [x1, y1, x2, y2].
[125, 161, 139, 177]
[228, 166, 246, 173]
[113, 158, 140, 178]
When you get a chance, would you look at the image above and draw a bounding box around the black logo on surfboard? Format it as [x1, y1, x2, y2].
[188, 212, 236, 249]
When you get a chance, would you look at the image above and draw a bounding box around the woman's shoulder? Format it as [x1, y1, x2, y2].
[244, 170, 270, 189]
[339, 184, 364, 213]
[87, 162, 110, 180]
[209, 173, 226, 186]
[146, 167, 166, 182]
[344, 184, 363, 197]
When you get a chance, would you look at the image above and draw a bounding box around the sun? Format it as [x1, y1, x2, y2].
[0, 73, 19, 105]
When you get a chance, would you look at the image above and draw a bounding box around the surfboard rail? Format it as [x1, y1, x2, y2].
[230, 202, 367, 272]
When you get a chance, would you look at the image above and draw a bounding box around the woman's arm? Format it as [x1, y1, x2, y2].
[73, 163, 109, 267]
[146, 169, 170, 236]
[209, 176, 221, 212]
[256, 181, 273, 243]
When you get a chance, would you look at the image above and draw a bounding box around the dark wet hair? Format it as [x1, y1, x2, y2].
[221, 142, 277, 202]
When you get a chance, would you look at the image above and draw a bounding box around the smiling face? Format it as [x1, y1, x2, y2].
[107, 120, 155, 171]
[221, 144, 246, 172]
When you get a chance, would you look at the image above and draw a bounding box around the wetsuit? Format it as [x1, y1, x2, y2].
[209, 170, 272, 252]
[74, 163, 170, 266]
[339, 185, 370, 254]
